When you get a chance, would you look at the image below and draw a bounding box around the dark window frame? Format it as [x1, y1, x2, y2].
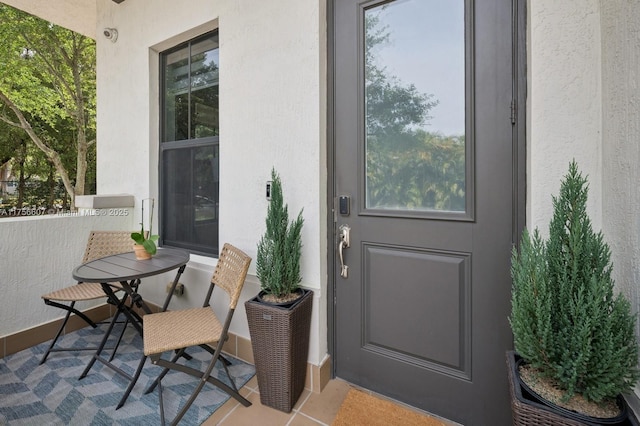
[159, 30, 219, 257]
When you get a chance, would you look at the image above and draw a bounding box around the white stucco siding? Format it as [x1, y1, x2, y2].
[601, 2, 640, 311]
[95, 0, 327, 364]
[0, 214, 134, 337]
[527, 0, 603, 235]
[530, 0, 640, 403]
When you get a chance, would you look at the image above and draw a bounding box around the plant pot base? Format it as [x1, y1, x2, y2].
[507, 351, 635, 426]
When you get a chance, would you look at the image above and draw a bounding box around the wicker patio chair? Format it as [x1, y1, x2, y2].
[40, 230, 136, 364]
[143, 243, 252, 426]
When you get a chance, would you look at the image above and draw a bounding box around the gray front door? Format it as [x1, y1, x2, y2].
[331, 0, 524, 424]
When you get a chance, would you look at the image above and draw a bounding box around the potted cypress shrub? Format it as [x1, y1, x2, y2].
[508, 160, 639, 425]
[245, 168, 313, 413]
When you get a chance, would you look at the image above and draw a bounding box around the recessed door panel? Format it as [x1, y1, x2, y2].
[363, 245, 470, 376]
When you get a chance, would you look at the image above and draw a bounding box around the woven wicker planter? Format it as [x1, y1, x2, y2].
[245, 289, 313, 413]
[506, 351, 634, 426]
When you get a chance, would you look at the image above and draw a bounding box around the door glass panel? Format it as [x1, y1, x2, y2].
[365, 0, 466, 212]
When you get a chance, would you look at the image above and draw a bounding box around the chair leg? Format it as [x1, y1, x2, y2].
[172, 377, 210, 425]
[150, 353, 251, 425]
[158, 381, 166, 426]
[79, 309, 122, 380]
[108, 318, 129, 362]
[116, 354, 147, 409]
[44, 299, 99, 328]
[40, 300, 98, 365]
[199, 343, 231, 366]
[41, 295, 137, 364]
[40, 302, 75, 364]
[144, 349, 186, 395]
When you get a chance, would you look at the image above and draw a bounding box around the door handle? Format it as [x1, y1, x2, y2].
[338, 225, 350, 278]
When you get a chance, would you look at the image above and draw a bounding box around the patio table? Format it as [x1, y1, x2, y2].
[72, 247, 190, 409]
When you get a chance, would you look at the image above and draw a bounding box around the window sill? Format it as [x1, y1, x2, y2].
[187, 253, 218, 271]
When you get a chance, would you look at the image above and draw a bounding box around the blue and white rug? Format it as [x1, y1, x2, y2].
[0, 323, 255, 425]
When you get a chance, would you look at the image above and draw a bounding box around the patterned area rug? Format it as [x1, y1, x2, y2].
[0, 323, 255, 425]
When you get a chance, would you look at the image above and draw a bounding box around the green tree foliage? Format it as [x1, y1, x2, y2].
[364, 11, 465, 211]
[0, 4, 96, 206]
[510, 161, 639, 402]
[256, 169, 304, 299]
[0, 119, 22, 166]
[367, 131, 465, 210]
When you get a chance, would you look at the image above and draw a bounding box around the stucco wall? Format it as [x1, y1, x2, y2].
[529, 0, 640, 308]
[601, 0, 640, 339]
[95, 0, 327, 364]
[527, 0, 603, 235]
[0, 213, 134, 337]
[530, 0, 640, 401]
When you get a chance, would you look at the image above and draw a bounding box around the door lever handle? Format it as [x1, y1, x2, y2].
[338, 225, 350, 278]
[339, 240, 349, 278]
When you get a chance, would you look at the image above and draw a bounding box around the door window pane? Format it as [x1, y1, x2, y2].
[365, 0, 466, 212]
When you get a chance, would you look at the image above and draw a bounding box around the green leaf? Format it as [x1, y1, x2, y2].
[142, 239, 157, 255]
[131, 232, 144, 245]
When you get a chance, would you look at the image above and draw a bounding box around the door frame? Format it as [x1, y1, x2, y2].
[326, 0, 527, 386]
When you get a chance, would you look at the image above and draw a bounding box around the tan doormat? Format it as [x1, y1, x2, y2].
[333, 389, 449, 426]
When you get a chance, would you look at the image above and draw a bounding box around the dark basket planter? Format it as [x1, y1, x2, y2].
[506, 351, 635, 426]
[245, 288, 313, 413]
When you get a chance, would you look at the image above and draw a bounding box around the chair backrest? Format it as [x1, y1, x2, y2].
[210, 243, 251, 310]
[82, 230, 134, 263]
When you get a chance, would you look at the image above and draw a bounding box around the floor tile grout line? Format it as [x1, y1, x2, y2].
[289, 411, 330, 426]
[217, 384, 336, 426]
[216, 398, 242, 424]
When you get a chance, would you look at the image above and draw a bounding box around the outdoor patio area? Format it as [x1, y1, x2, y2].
[2, 0, 640, 423]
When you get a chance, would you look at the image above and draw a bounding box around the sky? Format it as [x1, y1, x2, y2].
[368, 0, 465, 136]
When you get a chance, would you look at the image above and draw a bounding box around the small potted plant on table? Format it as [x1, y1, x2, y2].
[245, 168, 312, 413]
[508, 160, 639, 425]
[131, 198, 159, 260]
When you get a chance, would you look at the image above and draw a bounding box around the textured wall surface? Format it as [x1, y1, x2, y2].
[0, 213, 133, 337]
[527, 0, 603, 235]
[94, 0, 328, 364]
[601, 0, 640, 343]
[530, 0, 640, 403]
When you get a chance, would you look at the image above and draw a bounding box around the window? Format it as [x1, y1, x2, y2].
[160, 31, 219, 256]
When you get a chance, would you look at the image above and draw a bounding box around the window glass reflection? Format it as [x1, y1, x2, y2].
[365, 0, 466, 212]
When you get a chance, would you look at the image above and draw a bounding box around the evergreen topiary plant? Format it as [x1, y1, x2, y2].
[256, 168, 304, 303]
[510, 160, 639, 404]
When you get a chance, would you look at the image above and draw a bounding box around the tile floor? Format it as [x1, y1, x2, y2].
[203, 377, 458, 425]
